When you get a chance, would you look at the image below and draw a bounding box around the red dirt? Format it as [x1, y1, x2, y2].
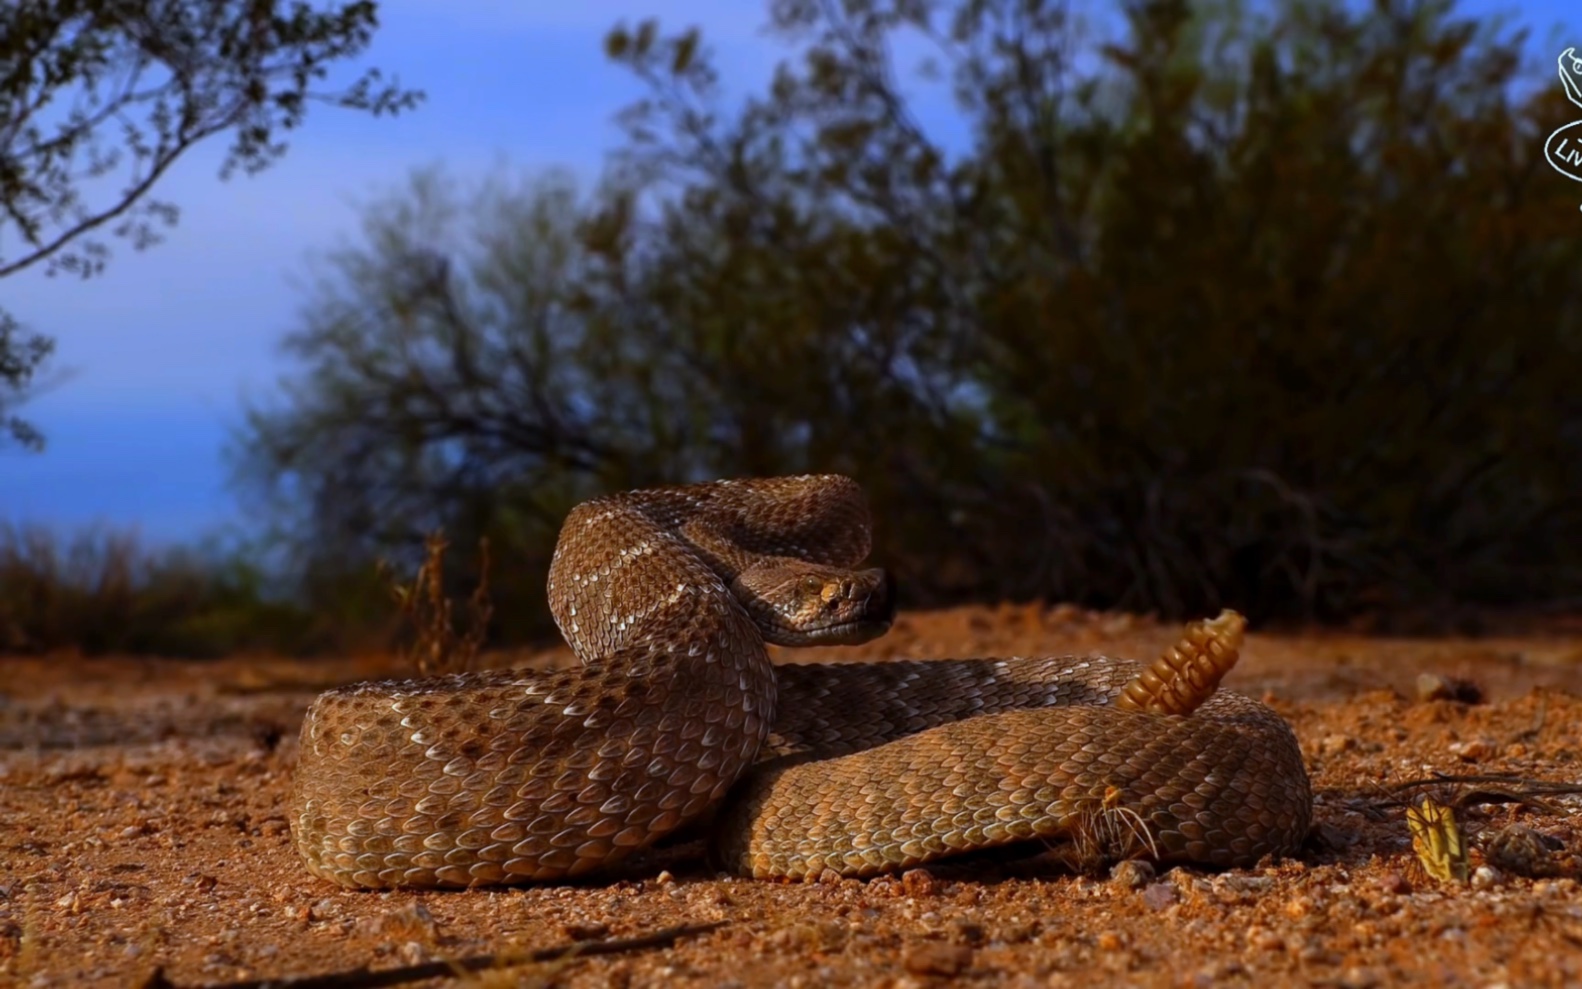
[3, 603, 1581, 988]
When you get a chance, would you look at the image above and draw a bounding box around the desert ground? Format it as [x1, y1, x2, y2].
[2, 603, 1581, 988]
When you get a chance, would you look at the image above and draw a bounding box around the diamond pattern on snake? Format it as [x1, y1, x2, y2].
[289, 475, 1312, 889]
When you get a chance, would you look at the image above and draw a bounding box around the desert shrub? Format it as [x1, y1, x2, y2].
[0, 524, 317, 657]
[231, 0, 1582, 636]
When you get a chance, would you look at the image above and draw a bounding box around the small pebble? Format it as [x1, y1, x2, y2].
[1471, 865, 1503, 889]
[1096, 931, 1126, 951]
[1110, 859, 1155, 889]
[1318, 734, 1355, 756]
[901, 868, 939, 898]
[1415, 673, 1483, 704]
[1142, 882, 1179, 911]
[1448, 737, 1494, 761]
[1220, 874, 1275, 894]
[1341, 966, 1382, 989]
[901, 942, 971, 976]
[309, 897, 337, 919]
[1485, 825, 1565, 878]
[1248, 926, 1284, 952]
[952, 919, 986, 946]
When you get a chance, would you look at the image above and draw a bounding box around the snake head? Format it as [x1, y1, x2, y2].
[734, 561, 896, 646]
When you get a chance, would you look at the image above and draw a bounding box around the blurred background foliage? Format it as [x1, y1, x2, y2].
[8, 0, 1581, 656]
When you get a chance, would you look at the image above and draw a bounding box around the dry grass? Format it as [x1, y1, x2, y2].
[0, 522, 310, 657]
[381, 531, 494, 675]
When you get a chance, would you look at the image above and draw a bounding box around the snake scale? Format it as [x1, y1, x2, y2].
[290, 475, 1312, 888]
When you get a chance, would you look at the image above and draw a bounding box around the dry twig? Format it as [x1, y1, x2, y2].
[137, 920, 728, 989]
[380, 532, 493, 675]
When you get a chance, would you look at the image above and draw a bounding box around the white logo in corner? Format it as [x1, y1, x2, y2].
[1544, 47, 1582, 198]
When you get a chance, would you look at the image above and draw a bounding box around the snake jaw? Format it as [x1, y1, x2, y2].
[797, 614, 894, 645]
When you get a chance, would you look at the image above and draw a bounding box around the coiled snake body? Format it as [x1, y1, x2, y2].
[290, 476, 1312, 888]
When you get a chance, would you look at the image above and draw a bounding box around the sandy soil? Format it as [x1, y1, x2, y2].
[3, 603, 1582, 988]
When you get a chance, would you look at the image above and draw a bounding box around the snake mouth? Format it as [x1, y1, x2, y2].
[801, 616, 894, 645]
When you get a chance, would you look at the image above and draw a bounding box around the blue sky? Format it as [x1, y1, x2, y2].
[2, 0, 1576, 545]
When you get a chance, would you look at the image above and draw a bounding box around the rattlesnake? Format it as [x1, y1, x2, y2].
[290, 475, 1312, 888]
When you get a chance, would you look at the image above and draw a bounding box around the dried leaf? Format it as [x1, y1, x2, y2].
[1406, 796, 1468, 884]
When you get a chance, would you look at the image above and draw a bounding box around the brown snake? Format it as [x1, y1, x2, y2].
[290, 475, 1312, 888]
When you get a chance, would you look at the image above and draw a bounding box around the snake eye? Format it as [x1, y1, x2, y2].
[800, 575, 823, 596]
